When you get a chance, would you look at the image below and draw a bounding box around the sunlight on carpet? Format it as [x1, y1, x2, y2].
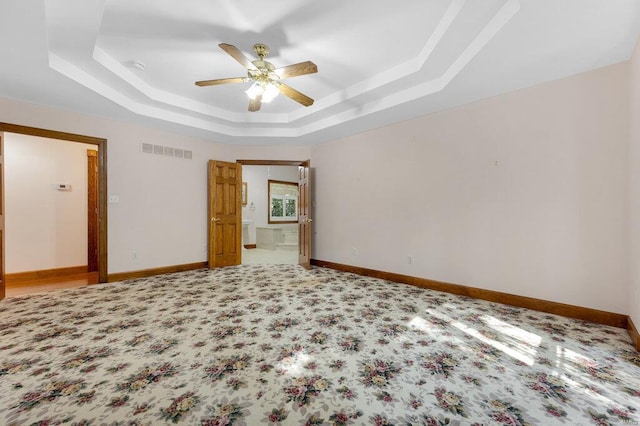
[0, 264, 638, 425]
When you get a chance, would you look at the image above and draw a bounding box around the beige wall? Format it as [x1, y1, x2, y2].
[630, 37, 640, 326]
[0, 57, 634, 316]
[0, 98, 232, 274]
[231, 145, 311, 162]
[0, 98, 309, 274]
[311, 62, 630, 314]
[5, 133, 94, 272]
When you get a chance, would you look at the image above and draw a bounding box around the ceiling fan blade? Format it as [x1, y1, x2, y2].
[275, 61, 318, 79]
[219, 43, 257, 70]
[248, 95, 262, 112]
[195, 77, 246, 87]
[278, 83, 314, 107]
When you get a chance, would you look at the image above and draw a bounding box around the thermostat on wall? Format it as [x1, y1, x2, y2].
[56, 183, 72, 191]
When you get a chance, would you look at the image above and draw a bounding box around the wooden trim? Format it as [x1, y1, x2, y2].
[244, 244, 257, 249]
[311, 259, 628, 329]
[236, 159, 305, 166]
[0, 123, 106, 145]
[298, 160, 311, 269]
[87, 149, 99, 272]
[107, 262, 208, 282]
[0, 122, 108, 284]
[0, 131, 5, 299]
[628, 317, 640, 351]
[97, 138, 107, 283]
[6, 265, 88, 284]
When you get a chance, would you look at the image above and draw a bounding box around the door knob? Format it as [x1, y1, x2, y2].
[307, 218, 313, 223]
[212, 217, 220, 222]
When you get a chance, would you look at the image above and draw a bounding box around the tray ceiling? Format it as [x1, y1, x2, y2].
[1, 0, 639, 145]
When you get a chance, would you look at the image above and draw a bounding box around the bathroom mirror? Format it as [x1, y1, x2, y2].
[268, 180, 298, 224]
[242, 182, 248, 206]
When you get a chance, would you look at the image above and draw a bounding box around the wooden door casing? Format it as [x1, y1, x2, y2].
[234, 159, 312, 269]
[298, 160, 311, 269]
[208, 160, 242, 268]
[0, 132, 4, 299]
[0, 122, 108, 284]
[87, 150, 99, 272]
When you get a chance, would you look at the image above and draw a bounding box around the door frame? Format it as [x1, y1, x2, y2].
[236, 159, 311, 267]
[0, 122, 108, 284]
[87, 149, 99, 272]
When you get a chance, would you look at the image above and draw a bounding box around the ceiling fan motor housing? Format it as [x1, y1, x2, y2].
[253, 43, 270, 59]
[249, 59, 279, 84]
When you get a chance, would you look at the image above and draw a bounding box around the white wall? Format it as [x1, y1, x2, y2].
[241, 165, 299, 244]
[0, 97, 230, 274]
[311, 62, 630, 314]
[5, 133, 94, 272]
[232, 145, 311, 162]
[0, 98, 309, 274]
[630, 36, 640, 326]
[0, 59, 633, 316]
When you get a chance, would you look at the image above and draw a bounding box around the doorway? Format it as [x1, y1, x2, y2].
[237, 160, 311, 269]
[241, 164, 300, 265]
[0, 123, 108, 299]
[206, 159, 311, 269]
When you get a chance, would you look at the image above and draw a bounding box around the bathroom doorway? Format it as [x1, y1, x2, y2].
[236, 160, 310, 267]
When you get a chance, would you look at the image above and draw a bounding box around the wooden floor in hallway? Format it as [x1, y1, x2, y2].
[5, 272, 99, 298]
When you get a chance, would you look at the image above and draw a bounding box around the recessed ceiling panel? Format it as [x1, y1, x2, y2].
[1, 0, 630, 144]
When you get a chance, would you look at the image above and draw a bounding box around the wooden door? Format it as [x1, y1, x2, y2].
[0, 132, 4, 299]
[87, 150, 98, 272]
[208, 160, 242, 268]
[298, 160, 311, 269]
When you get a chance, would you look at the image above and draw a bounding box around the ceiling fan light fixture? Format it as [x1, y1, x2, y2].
[262, 82, 280, 103]
[245, 81, 280, 103]
[245, 82, 263, 100]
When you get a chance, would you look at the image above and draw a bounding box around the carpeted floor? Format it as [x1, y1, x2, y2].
[0, 264, 638, 425]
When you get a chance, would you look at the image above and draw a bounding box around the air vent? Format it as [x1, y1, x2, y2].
[141, 142, 153, 154]
[140, 142, 192, 160]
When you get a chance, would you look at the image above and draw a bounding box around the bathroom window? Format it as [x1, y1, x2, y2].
[268, 180, 298, 224]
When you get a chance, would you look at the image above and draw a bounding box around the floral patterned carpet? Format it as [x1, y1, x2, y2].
[0, 264, 639, 425]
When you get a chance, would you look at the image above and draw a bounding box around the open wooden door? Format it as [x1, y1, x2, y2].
[87, 149, 99, 272]
[208, 160, 242, 268]
[298, 160, 311, 269]
[0, 132, 4, 299]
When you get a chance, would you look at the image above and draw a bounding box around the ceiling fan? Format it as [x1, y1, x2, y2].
[195, 43, 318, 112]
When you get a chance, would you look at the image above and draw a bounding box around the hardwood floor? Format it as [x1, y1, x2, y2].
[5, 272, 99, 298]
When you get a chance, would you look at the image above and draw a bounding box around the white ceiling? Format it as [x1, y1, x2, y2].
[1, 0, 639, 145]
